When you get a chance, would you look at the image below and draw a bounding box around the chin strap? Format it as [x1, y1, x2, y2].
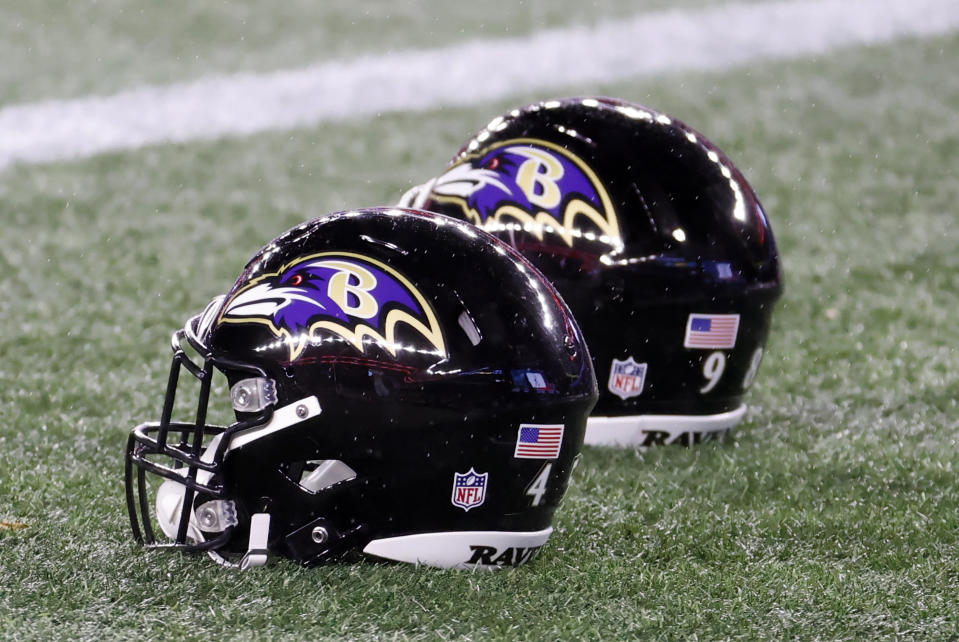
[239, 513, 271, 570]
[202, 512, 270, 570]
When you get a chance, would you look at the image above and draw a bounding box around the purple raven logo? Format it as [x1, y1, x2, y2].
[426, 138, 621, 248]
[219, 252, 447, 362]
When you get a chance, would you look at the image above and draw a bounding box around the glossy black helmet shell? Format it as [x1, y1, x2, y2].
[125, 207, 597, 569]
[401, 97, 782, 447]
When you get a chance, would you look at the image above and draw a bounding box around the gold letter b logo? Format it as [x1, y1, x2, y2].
[324, 262, 379, 319]
[511, 147, 564, 210]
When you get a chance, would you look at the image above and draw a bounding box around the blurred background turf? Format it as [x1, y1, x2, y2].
[0, 2, 957, 639]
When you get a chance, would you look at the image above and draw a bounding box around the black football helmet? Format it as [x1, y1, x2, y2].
[125, 207, 597, 569]
[400, 97, 782, 447]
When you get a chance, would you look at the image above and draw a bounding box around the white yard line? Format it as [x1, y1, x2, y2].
[1, 0, 958, 170]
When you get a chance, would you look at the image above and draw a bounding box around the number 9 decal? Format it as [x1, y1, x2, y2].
[700, 351, 726, 393]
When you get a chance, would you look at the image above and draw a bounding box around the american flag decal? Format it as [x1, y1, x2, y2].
[684, 313, 740, 349]
[514, 424, 564, 459]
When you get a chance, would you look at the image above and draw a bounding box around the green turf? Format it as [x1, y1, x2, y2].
[0, 0, 731, 105]
[1, 20, 959, 642]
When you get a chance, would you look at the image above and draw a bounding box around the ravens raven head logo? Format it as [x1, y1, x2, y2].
[426, 138, 621, 249]
[218, 252, 447, 362]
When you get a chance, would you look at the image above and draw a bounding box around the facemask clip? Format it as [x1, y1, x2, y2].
[230, 377, 277, 413]
[239, 513, 271, 570]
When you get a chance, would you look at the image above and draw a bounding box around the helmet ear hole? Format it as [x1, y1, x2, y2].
[297, 460, 358, 493]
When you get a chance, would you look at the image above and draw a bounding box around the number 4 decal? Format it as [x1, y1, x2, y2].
[526, 463, 552, 507]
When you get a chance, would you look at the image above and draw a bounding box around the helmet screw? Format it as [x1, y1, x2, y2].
[296, 404, 308, 419]
[197, 506, 217, 529]
[311, 526, 329, 544]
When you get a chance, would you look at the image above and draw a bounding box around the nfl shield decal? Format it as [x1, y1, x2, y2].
[608, 357, 647, 400]
[451, 468, 488, 511]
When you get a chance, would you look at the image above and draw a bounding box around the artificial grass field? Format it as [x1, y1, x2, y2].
[1, 2, 958, 639]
